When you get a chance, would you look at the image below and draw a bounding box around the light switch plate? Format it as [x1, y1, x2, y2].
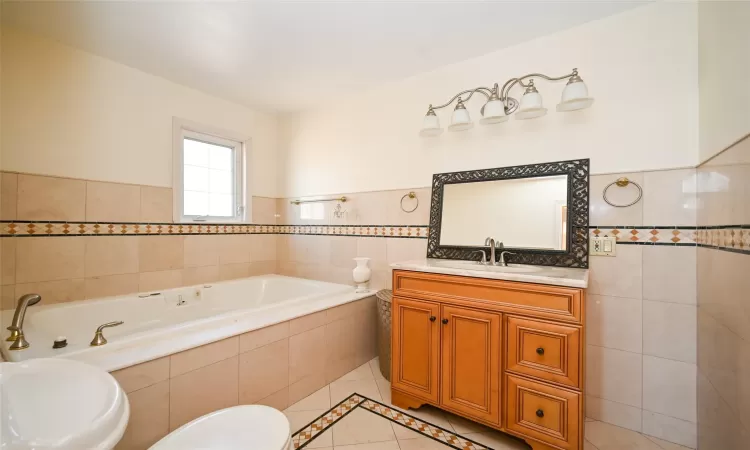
[590, 236, 617, 256]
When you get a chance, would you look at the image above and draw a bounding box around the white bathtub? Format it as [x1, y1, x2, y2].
[1, 275, 374, 371]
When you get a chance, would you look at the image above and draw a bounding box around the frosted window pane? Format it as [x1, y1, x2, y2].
[183, 139, 210, 166]
[209, 169, 232, 194]
[210, 146, 233, 170]
[184, 191, 208, 216]
[184, 165, 209, 191]
[209, 193, 233, 217]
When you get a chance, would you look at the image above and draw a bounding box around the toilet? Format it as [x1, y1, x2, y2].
[150, 405, 292, 450]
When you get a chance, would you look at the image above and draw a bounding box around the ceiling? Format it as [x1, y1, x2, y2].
[2, 1, 647, 112]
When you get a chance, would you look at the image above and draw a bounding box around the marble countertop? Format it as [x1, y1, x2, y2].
[390, 259, 589, 288]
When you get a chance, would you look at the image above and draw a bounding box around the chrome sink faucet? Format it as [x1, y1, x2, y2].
[484, 237, 504, 266]
[7, 293, 41, 351]
[499, 251, 516, 267]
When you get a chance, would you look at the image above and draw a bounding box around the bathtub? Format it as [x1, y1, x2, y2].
[1, 275, 374, 371]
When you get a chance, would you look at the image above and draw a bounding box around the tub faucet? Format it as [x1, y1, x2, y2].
[6, 293, 42, 350]
[90, 321, 124, 346]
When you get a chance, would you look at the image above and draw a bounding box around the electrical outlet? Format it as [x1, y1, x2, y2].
[590, 236, 617, 256]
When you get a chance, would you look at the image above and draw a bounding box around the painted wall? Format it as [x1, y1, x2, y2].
[698, 1, 750, 163]
[279, 2, 699, 198]
[0, 27, 280, 198]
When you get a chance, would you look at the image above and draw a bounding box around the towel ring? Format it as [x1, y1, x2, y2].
[400, 191, 419, 213]
[603, 177, 642, 208]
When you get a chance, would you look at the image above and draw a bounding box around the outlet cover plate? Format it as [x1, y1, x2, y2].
[590, 236, 617, 256]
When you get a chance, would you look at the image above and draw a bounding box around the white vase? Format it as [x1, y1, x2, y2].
[352, 257, 372, 293]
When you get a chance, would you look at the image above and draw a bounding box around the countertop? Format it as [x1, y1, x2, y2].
[390, 259, 589, 288]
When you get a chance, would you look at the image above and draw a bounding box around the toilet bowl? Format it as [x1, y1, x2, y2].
[150, 405, 292, 450]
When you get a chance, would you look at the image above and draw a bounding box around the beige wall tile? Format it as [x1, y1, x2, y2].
[330, 236, 358, 269]
[643, 246, 696, 304]
[139, 270, 182, 292]
[325, 299, 362, 323]
[182, 265, 220, 286]
[357, 238, 388, 271]
[248, 261, 276, 276]
[115, 380, 170, 450]
[140, 186, 172, 223]
[238, 339, 289, 403]
[1, 285, 16, 310]
[589, 245, 643, 299]
[85, 273, 139, 299]
[1, 172, 18, 220]
[219, 234, 252, 265]
[17, 174, 86, 221]
[586, 395, 642, 432]
[697, 164, 749, 226]
[139, 236, 183, 272]
[586, 294, 642, 354]
[586, 345, 642, 408]
[324, 318, 357, 384]
[643, 300, 697, 363]
[289, 325, 326, 386]
[250, 234, 277, 262]
[219, 263, 251, 281]
[252, 197, 278, 224]
[590, 173, 644, 226]
[289, 310, 327, 336]
[111, 357, 170, 393]
[288, 372, 328, 406]
[16, 237, 85, 283]
[170, 336, 239, 378]
[1, 239, 16, 285]
[347, 191, 387, 226]
[239, 321, 289, 353]
[14, 279, 85, 306]
[84, 236, 139, 277]
[183, 235, 220, 268]
[169, 357, 239, 430]
[385, 238, 427, 264]
[643, 355, 697, 422]
[86, 181, 140, 222]
[255, 387, 289, 411]
[643, 169, 697, 226]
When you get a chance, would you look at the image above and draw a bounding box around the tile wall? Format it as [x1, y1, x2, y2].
[0, 172, 279, 309]
[112, 296, 377, 450]
[696, 136, 750, 449]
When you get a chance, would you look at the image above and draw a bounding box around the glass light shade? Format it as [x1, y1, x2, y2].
[515, 91, 547, 120]
[420, 114, 443, 136]
[448, 108, 473, 131]
[556, 80, 594, 112]
[479, 99, 508, 125]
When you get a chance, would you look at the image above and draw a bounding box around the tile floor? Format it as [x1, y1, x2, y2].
[284, 357, 693, 450]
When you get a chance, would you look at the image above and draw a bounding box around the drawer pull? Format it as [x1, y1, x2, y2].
[536, 347, 545, 355]
[536, 409, 544, 418]
[429, 316, 436, 322]
[442, 318, 449, 324]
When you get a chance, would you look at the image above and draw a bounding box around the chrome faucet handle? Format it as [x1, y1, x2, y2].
[90, 321, 124, 347]
[470, 250, 488, 265]
[499, 251, 516, 267]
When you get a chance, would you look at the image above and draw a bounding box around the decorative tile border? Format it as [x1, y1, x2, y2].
[0, 221, 429, 239]
[291, 393, 492, 450]
[589, 225, 750, 254]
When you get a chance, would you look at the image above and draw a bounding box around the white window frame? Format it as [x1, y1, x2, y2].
[172, 118, 250, 223]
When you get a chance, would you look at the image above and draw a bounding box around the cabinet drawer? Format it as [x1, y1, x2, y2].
[506, 316, 581, 388]
[506, 374, 581, 450]
[393, 270, 583, 324]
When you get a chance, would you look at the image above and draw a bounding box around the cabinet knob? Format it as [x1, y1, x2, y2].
[429, 316, 436, 322]
[536, 347, 545, 355]
[536, 409, 544, 418]
[442, 318, 449, 324]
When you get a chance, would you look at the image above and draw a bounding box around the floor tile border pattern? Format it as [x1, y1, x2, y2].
[291, 393, 493, 450]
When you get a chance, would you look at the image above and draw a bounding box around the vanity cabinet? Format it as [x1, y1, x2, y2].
[391, 270, 586, 450]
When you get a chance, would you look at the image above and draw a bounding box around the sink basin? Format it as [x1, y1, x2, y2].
[0, 358, 129, 449]
[432, 259, 542, 274]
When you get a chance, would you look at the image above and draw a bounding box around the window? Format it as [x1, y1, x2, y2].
[173, 121, 247, 223]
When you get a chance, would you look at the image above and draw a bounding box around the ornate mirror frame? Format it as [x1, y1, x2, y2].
[426, 158, 590, 268]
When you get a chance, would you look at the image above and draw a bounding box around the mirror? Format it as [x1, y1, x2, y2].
[426, 159, 589, 268]
[440, 175, 568, 250]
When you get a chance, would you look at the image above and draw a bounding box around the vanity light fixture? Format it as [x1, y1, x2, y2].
[420, 68, 594, 135]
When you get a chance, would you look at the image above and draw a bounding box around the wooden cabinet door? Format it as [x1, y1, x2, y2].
[392, 296, 441, 403]
[440, 305, 502, 425]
